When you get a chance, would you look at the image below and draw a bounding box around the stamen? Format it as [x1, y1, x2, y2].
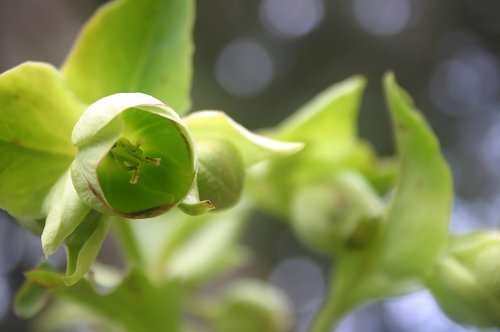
[110, 137, 162, 184]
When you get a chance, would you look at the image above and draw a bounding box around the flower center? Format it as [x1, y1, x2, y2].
[110, 137, 161, 184]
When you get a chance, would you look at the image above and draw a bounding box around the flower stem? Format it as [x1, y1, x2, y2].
[308, 269, 349, 332]
[112, 217, 144, 269]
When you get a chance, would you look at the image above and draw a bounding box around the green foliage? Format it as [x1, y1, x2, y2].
[310, 74, 453, 331]
[20, 266, 180, 332]
[62, 0, 194, 114]
[0, 62, 85, 219]
[247, 76, 376, 219]
[1, 0, 497, 331]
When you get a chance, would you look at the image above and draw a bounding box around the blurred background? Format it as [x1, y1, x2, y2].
[1, 0, 500, 331]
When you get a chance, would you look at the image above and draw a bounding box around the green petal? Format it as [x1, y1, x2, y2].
[41, 170, 90, 257]
[0, 62, 86, 219]
[63, 211, 109, 286]
[62, 0, 194, 114]
[184, 111, 303, 167]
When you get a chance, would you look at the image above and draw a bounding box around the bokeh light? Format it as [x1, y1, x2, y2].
[0, 215, 23, 275]
[429, 46, 499, 116]
[215, 39, 273, 97]
[353, 0, 412, 36]
[259, 0, 325, 39]
[383, 290, 473, 332]
[215, 39, 274, 97]
[268, 257, 324, 332]
[0, 276, 10, 323]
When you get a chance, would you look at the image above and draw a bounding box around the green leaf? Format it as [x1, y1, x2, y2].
[0, 62, 86, 219]
[24, 267, 180, 332]
[178, 186, 215, 216]
[379, 73, 452, 274]
[184, 111, 303, 167]
[62, 0, 194, 114]
[14, 278, 51, 319]
[310, 73, 453, 330]
[41, 170, 90, 257]
[63, 211, 110, 286]
[247, 76, 369, 218]
[275, 76, 366, 150]
[167, 202, 251, 285]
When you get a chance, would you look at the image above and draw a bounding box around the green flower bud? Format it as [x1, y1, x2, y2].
[210, 279, 292, 332]
[291, 171, 383, 255]
[427, 231, 500, 328]
[71, 93, 196, 218]
[196, 139, 245, 210]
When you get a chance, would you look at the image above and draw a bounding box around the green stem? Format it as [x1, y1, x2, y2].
[112, 217, 144, 269]
[308, 269, 349, 332]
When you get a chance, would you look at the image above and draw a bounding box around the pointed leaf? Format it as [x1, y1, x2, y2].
[275, 76, 366, 157]
[184, 111, 303, 167]
[247, 77, 369, 218]
[320, 73, 452, 323]
[0, 62, 86, 219]
[62, 0, 194, 114]
[178, 186, 215, 216]
[14, 279, 51, 319]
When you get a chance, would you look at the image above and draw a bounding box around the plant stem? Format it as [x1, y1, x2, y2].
[308, 269, 349, 332]
[112, 217, 144, 269]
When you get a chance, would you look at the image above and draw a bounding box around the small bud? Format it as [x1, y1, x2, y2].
[210, 279, 292, 332]
[427, 231, 500, 328]
[195, 139, 245, 210]
[71, 93, 196, 218]
[291, 171, 383, 255]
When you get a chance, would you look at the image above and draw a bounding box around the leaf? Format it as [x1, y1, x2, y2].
[167, 202, 251, 285]
[379, 73, 452, 274]
[62, 0, 194, 114]
[275, 76, 366, 154]
[127, 202, 251, 283]
[318, 73, 452, 323]
[24, 267, 180, 332]
[184, 111, 303, 167]
[14, 278, 52, 319]
[178, 186, 215, 216]
[63, 211, 110, 286]
[0, 62, 86, 219]
[41, 170, 90, 257]
[247, 77, 369, 218]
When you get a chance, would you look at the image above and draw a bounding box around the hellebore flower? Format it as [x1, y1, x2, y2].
[291, 171, 383, 255]
[426, 231, 500, 328]
[71, 92, 196, 218]
[208, 279, 292, 332]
